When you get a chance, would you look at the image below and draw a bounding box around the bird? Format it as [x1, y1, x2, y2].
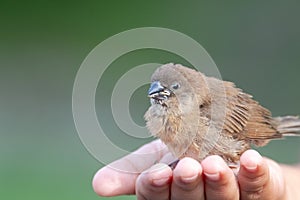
[144, 63, 300, 167]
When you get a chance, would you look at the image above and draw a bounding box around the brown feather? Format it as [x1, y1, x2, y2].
[145, 63, 300, 165]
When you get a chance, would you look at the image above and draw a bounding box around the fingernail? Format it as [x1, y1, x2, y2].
[181, 173, 199, 183]
[245, 162, 258, 172]
[152, 177, 170, 186]
[244, 153, 262, 172]
[204, 172, 220, 181]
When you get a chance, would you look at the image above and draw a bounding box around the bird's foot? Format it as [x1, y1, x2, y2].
[168, 159, 180, 170]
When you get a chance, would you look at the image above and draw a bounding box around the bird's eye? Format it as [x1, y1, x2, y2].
[171, 83, 180, 90]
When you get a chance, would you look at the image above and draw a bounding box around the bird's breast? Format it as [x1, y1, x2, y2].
[145, 103, 203, 158]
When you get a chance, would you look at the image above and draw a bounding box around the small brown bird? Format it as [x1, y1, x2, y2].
[145, 63, 300, 167]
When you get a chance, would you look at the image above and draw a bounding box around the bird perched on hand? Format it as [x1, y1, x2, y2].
[144, 63, 300, 167]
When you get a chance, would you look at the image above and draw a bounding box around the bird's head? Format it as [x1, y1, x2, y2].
[147, 63, 209, 112]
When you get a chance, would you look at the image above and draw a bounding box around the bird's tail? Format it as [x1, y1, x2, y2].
[274, 116, 300, 136]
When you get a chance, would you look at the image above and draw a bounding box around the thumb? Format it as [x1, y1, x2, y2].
[92, 140, 169, 196]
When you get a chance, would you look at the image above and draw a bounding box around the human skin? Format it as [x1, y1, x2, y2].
[92, 140, 300, 199]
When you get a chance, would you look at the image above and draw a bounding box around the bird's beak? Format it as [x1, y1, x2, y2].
[148, 81, 171, 100]
[148, 81, 164, 96]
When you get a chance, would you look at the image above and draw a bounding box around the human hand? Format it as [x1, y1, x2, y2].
[92, 140, 299, 199]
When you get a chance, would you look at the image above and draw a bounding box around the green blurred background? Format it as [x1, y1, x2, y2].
[1, 1, 300, 199]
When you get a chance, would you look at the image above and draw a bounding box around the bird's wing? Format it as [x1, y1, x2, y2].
[224, 90, 250, 134]
[222, 81, 278, 144]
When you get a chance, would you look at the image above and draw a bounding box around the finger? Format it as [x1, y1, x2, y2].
[202, 155, 239, 200]
[171, 157, 204, 200]
[238, 149, 285, 200]
[93, 140, 168, 196]
[136, 163, 172, 200]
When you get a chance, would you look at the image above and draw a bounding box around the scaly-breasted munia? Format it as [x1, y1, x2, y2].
[145, 63, 300, 166]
